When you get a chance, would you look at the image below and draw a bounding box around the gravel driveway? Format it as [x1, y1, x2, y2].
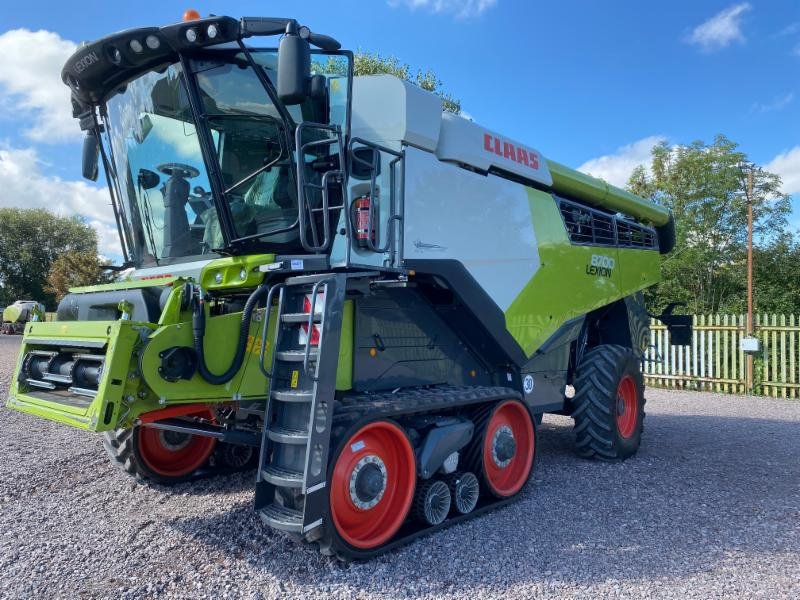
[1, 335, 798, 599]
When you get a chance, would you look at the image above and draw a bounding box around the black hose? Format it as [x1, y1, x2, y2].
[192, 284, 270, 385]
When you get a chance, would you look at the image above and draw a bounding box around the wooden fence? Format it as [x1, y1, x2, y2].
[644, 314, 800, 398]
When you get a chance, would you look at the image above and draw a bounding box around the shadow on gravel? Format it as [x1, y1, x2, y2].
[147, 468, 259, 496]
[167, 410, 800, 594]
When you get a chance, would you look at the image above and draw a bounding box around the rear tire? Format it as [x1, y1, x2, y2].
[571, 344, 645, 461]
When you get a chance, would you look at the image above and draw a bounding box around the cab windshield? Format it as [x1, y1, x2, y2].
[103, 50, 349, 267]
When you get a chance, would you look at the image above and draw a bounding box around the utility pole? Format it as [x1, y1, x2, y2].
[746, 167, 754, 394]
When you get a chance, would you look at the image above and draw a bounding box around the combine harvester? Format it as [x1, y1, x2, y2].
[7, 12, 689, 559]
[2, 301, 44, 335]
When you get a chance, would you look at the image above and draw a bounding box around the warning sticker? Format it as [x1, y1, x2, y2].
[290, 370, 299, 388]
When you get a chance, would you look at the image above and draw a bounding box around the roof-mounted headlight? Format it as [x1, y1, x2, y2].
[107, 45, 122, 64]
[185, 28, 198, 43]
[207, 24, 219, 39]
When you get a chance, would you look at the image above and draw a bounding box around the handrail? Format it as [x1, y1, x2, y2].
[295, 122, 346, 253]
[303, 279, 327, 381]
[258, 283, 285, 380]
[347, 137, 404, 257]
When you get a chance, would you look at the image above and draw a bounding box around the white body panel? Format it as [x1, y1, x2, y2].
[403, 146, 540, 312]
[436, 113, 552, 187]
[351, 75, 442, 151]
[333, 75, 547, 278]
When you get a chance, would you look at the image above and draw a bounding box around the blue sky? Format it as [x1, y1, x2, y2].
[0, 0, 798, 258]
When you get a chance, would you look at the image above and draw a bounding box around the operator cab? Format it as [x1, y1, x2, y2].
[66, 14, 351, 269]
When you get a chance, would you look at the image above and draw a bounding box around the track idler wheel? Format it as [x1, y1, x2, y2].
[413, 479, 451, 526]
[217, 442, 255, 470]
[465, 399, 536, 498]
[329, 420, 416, 550]
[445, 471, 480, 515]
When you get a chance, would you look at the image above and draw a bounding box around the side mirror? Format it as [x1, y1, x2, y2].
[277, 21, 310, 105]
[657, 302, 693, 346]
[82, 132, 99, 181]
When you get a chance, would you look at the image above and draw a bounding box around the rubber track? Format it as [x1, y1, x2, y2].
[313, 385, 524, 561]
[462, 403, 495, 495]
[570, 344, 645, 460]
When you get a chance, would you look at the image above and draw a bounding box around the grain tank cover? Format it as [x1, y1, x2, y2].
[435, 113, 553, 187]
[351, 75, 442, 151]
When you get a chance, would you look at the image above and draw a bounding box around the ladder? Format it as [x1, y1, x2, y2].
[254, 273, 346, 536]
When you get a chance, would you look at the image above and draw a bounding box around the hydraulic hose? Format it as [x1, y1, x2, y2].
[191, 284, 270, 385]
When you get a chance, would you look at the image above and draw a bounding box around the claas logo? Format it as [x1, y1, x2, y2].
[483, 134, 540, 170]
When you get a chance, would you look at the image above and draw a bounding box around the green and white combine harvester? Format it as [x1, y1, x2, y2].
[7, 12, 690, 559]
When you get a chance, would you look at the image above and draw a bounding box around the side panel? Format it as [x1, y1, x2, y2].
[504, 189, 661, 358]
[352, 287, 490, 392]
[403, 146, 541, 313]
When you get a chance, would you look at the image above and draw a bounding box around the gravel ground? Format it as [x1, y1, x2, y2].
[1, 335, 799, 599]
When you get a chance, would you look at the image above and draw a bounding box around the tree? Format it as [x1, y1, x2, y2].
[315, 51, 462, 114]
[627, 135, 791, 314]
[751, 234, 800, 315]
[44, 250, 112, 302]
[0, 208, 100, 309]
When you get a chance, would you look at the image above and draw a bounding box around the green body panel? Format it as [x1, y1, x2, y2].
[139, 309, 271, 404]
[504, 189, 660, 357]
[157, 282, 189, 326]
[199, 254, 274, 291]
[336, 300, 354, 390]
[547, 160, 670, 226]
[7, 320, 154, 431]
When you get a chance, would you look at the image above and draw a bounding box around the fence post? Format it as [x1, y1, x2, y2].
[790, 314, 796, 400]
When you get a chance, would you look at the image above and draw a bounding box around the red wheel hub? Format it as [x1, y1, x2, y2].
[483, 400, 535, 497]
[330, 420, 416, 549]
[616, 375, 638, 439]
[136, 409, 217, 478]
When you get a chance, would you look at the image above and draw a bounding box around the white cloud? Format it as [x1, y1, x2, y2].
[752, 92, 795, 113]
[577, 136, 666, 187]
[765, 146, 800, 195]
[0, 29, 79, 143]
[0, 145, 121, 256]
[775, 22, 800, 37]
[686, 3, 751, 51]
[388, 0, 497, 18]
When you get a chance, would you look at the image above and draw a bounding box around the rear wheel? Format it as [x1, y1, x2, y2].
[329, 420, 416, 550]
[102, 409, 217, 484]
[571, 344, 645, 460]
[465, 399, 536, 498]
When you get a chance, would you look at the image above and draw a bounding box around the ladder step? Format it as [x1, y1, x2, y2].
[281, 313, 322, 324]
[275, 350, 318, 362]
[267, 425, 309, 444]
[258, 503, 303, 533]
[261, 465, 304, 487]
[270, 389, 313, 403]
